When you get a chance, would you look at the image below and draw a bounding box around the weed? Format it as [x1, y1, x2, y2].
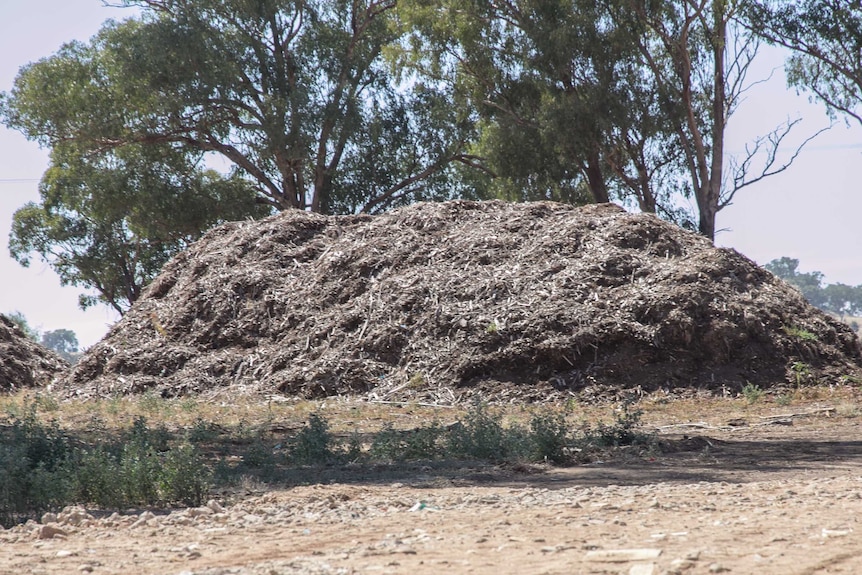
[776, 393, 793, 406]
[582, 401, 651, 450]
[0, 396, 655, 527]
[289, 413, 334, 465]
[242, 440, 276, 469]
[742, 383, 764, 404]
[160, 441, 211, 506]
[791, 361, 811, 388]
[187, 418, 220, 444]
[528, 410, 570, 464]
[370, 422, 444, 461]
[33, 393, 60, 412]
[446, 402, 508, 461]
[783, 325, 818, 342]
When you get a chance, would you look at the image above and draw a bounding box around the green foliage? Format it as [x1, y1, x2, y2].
[584, 400, 648, 449]
[748, 2, 862, 127]
[370, 421, 445, 461]
[160, 441, 211, 507]
[7, 143, 266, 314]
[400, 0, 683, 214]
[782, 325, 819, 342]
[288, 413, 336, 465]
[791, 361, 812, 388]
[766, 257, 827, 307]
[5, 311, 38, 341]
[527, 410, 571, 464]
[0, 409, 212, 526]
[241, 439, 277, 470]
[766, 257, 862, 319]
[446, 402, 511, 461]
[0, 401, 653, 526]
[41, 329, 78, 354]
[1, 0, 474, 217]
[0, 406, 73, 525]
[742, 383, 764, 404]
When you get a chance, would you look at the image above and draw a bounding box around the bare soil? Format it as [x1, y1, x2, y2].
[4, 400, 862, 575]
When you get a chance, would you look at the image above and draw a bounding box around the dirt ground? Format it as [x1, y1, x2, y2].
[4, 399, 862, 575]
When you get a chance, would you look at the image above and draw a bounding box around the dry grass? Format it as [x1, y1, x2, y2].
[4, 383, 860, 441]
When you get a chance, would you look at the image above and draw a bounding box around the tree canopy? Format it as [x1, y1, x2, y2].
[1, 0, 476, 215]
[8, 142, 265, 313]
[748, 1, 862, 127]
[41, 329, 79, 356]
[1, 0, 850, 315]
[765, 257, 862, 320]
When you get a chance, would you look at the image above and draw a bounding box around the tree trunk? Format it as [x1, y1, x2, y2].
[583, 148, 610, 204]
[702, 0, 728, 243]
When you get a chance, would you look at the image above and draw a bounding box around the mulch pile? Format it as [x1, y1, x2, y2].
[0, 314, 68, 391]
[59, 201, 862, 401]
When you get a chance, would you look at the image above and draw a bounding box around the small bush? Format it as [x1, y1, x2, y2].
[161, 441, 211, 506]
[528, 411, 571, 464]
[783, 325, 818, 341]
[446, 402, 508, 461]
[289, 413, 334, 465]
[370, 422, 444, 461]
[581, 401, 650, 450]
[67, 447, 124, 508]
[742, 383, 764, 404]
[242, 440, 276, 469]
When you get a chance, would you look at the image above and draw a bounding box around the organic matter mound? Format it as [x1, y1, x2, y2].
[0, 314, 68, 391]
[61, 201, 861, 400]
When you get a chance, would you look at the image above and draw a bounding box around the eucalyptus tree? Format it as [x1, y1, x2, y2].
[8, 143, 264, 313]
[400, 0, 722, 226]
[2, 0, 474, 215]
[610, 0, 830, 241]
[746, 1, 862, 127]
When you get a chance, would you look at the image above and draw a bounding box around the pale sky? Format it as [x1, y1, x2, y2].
[0, 1, 860, 349]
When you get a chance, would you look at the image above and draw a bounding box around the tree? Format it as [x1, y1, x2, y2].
[821, 283, 862, 320]
[399, 0, 687, 217]
[764, 257, 862, 319]
[614, 0, 825, 241]
[764, 256, 826, 307]
[8, 142, 265, 313]
[747, 1, 862, 127]
[4, 311, 38, 341]
[401, 0, 818, 238]
[41, 329, 79, 355]
[1, 0, 475, 215]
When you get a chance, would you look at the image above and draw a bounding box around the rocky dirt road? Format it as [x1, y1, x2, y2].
[3, 410, 862, 575]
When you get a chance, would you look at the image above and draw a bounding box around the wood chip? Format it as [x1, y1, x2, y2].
[584, 548, 662, 562]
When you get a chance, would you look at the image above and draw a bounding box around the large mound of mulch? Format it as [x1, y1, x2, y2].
[0, 315, 68, 391]
[60, 201, 862, 401]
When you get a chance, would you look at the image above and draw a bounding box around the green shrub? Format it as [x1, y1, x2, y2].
[528, 411, 571, 464]
[370, 422, 444, 461]
[289, 413, 334, 465]
[446, 402, 509, 461]
[68, 447, 128, 508]
[742, 382, 764, 404]
[160, 441, 211, 507]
